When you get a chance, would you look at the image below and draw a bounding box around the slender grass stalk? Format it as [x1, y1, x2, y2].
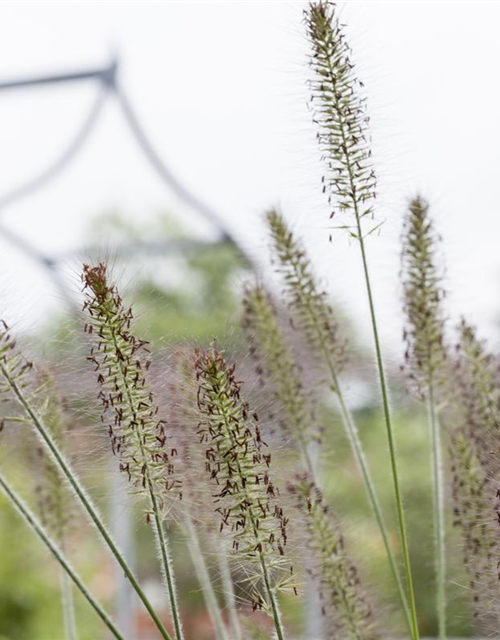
[427, 384, 446, 639]
[267, 209, 411, 633]
[401, 196, 448, 639]
[305, 3, 419, 637]
[60, 563, 78, 640]
[0, 471, 126, 640]
[151, 495, 183, 640]
[82, 263, 184, 640]
[0, 327, 172, 640]
[194, 344, 295, 640]
[260, 552, 285, 640]
[217, 538, 243, 640]
[183, 516, 229, 640]
[352, 147, 419, 640]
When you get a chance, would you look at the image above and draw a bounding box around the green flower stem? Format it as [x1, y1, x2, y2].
[0, 472, 126, 640]
[60, 560, 78, 640]
[150, 492, 183, 640]
[217, 540, 242, 640]
[184, 517, 229, 640]
[0, 361, 173, 640]
[427, 382, 446, 640]
[259, 552, 286, 640]
[354, 223, 419, 640]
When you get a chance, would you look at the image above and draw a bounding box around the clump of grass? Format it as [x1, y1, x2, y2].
[2, 4, 500, 639]
[194, 343, 295, 640]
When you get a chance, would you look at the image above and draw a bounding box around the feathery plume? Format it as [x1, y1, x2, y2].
[288, 475, 378, 640]
[450, 431, 495, 624]
[242, 284, 319, 476]
[82, 263, 181, 509]
[449, 320, 500, 625]
[266, 209, 345, 386]
[454, 320, 500, 467]
[306, 0, 376, 233]
[194, 343, 294, 640]
[401, 196, 447, 395]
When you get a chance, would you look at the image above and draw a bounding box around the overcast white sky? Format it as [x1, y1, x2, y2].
[0, 1, 499, 357]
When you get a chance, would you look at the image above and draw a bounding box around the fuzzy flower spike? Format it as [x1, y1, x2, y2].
[450, 320, 500, 626]
[306, 1, 376, 235]
[242, 284, 319, 478]
[194, 343, 295, 640]
[401, 196, 447, 394]
[82, 263, 184, 640]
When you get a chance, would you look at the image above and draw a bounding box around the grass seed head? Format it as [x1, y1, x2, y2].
[82, 263, 182, 514]
[266, 209, 346, 388]
[306, 1, 376, 230]
[194, 343, 296, 607]
[242, 283, 319, 447]
[401, 196, 447, 395]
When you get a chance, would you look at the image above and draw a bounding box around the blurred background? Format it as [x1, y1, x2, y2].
[0, 1, 499, 638]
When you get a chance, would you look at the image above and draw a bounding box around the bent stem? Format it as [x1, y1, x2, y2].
[428, 382, 446, 639]
[0, 472, 126, 640]
[0, 362, 173, 640]
[184, 517, 229, 640]
[354, 225, 419, 640]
